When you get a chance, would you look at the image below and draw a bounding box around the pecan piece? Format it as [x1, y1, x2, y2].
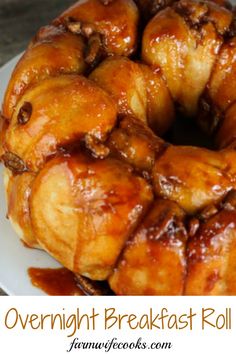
[81, 23, 96, 38]
[75, 274, 113, 295]
[65, 17, 82, 34]
[85, 134, 110, 159]
[2, 152, 27, 174]
[188, 217, 200, 237]
[17, 102, 32, 125]
[85, 33, 104, 66]
[66, 18, 96, 38]
[222, 189, 236, 211]
[199, 204, 218, 221]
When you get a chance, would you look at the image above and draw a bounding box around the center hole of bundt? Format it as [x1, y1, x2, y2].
[164, 116, 215, 149]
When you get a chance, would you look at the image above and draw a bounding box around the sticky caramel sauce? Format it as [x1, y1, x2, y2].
[28, 267, 85, 296]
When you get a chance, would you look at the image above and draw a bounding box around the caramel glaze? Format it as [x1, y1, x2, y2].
[185, 207, 236, 295]
[6, 171, 38, 248]
[29, 153, 153, 281]
[3, 115, 236, 295]
[28, 267, 84, 296]
[109, 199, 188, 295]
[54, 0, 139, 57]
[28, 267, 113, 296]
[2, 25, 87, 120]
[4, 0, 236, 296]
[4, 75, 117, 172]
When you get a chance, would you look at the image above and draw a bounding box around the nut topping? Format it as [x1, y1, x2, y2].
[65, 18, 105, 66]
[188, 217, 200, 237]
[66, 18, 96, 38]
[81, 23, 96, 38]
[85, 134, 110, 159]
[85, 33, 104, 66]
[222, 189, 236, 211]
[66, 19, 82, 34]
[199, 204, 218, 221]
[2, 152, 27, 174]
[75, 274, 113, 295]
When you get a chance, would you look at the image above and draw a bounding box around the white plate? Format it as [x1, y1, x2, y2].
[0, 55, 61, 295]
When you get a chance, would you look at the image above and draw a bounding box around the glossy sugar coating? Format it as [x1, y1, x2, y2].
[2, 0, 236, 295]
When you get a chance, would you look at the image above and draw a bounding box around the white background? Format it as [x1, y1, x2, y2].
[0, 297, 235, 353]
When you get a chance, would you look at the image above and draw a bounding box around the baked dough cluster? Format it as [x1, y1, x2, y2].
[1, 0, 236, 295]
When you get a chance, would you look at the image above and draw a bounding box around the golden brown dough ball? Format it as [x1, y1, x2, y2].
[30, 154, 153, 280]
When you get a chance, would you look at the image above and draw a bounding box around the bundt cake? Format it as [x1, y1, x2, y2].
[2, 0, 236, 295]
